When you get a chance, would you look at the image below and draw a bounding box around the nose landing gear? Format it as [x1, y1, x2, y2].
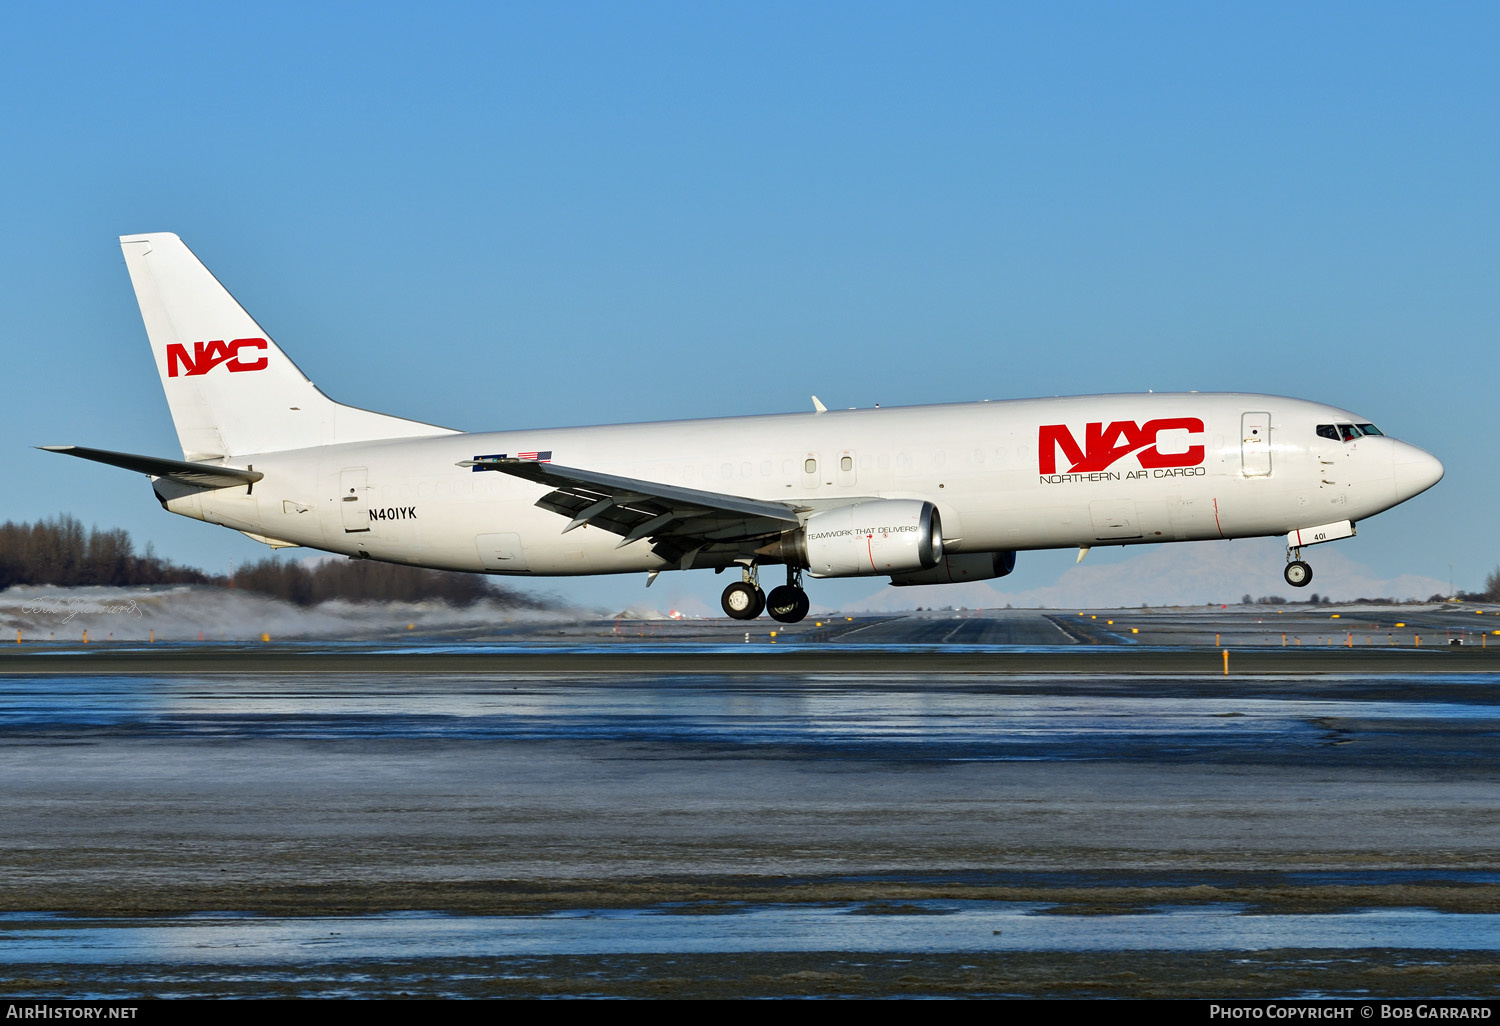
[1284, 548, 1313, 588]
[1280, 521, 1355, 589]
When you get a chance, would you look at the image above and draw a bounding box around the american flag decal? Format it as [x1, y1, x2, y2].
[469, 451, 553, 471]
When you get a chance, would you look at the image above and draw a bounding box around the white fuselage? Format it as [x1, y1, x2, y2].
[156, 392, 1442, 578]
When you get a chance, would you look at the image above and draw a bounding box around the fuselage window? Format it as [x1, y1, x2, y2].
[804, 458, 817, 475]
[840, 456, 853, 472]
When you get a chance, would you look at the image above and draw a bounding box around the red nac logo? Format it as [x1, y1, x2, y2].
[166, 338, 269, 378]
[1038, 418, 1205, 474]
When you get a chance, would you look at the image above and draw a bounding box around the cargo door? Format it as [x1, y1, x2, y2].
[1089, 499, 1142, 540]
[477, 533, 530, 572]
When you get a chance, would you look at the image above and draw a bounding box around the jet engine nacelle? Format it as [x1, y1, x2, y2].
[889, 550, 1016, 587]
[789, 499, 944, 578]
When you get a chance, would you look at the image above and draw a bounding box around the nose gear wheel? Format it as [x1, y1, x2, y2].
[1284, 560, 1312, 587]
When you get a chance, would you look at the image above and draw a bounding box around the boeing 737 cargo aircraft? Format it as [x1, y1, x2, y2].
[43, 233, 1444, 622]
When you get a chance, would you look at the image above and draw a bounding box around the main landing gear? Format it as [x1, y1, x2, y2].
[766, 568, 811, 624]
[721, 566, 811, 622]
[721, 577, 765, 619]
[1284, 548, 1313, 588]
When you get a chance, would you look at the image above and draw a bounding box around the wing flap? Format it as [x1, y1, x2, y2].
[462, 457, 801, 555]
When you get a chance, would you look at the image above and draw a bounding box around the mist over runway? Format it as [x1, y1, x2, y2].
[3, 606, 1500, 997]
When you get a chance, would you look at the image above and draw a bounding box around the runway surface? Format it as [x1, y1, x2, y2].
[3, 606, 1500, 997]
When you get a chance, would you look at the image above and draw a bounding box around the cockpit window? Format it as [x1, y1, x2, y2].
[1317, 423, 1380, 443]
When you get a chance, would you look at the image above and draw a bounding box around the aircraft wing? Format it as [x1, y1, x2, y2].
[460, 457, 801, 566]
[39, 445, 264, 489]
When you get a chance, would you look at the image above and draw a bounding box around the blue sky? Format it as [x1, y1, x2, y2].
[2, 2, 1494, 612]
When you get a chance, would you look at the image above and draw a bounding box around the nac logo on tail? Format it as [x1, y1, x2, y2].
[1039, 418, 1205, 474]
[166, 338, 269, 378]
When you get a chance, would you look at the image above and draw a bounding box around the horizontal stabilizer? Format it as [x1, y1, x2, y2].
[39, 445, 263, 489]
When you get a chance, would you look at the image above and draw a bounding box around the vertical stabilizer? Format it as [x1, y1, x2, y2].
[119, 233, 456, 459]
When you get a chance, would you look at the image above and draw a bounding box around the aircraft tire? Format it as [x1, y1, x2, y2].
[722, 581, 765, 619]
[1284, 561, 1313, 588]
[767, 586, 810, 624]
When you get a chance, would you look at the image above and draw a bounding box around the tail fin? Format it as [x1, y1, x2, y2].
[120, 233, 456, 460]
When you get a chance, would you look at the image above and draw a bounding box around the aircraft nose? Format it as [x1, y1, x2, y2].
[1392, 441, 1444, 500]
